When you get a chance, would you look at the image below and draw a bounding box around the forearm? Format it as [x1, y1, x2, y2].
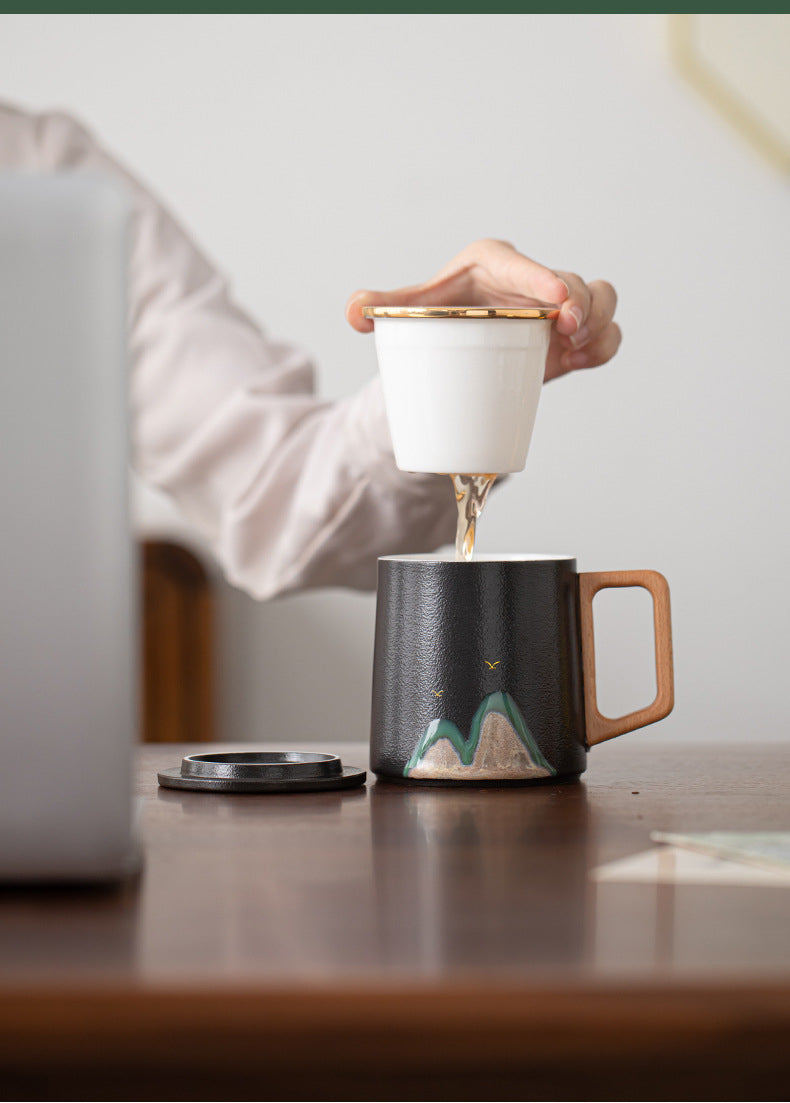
[4, 102, 454, 597]
[163, 377, 453, 599]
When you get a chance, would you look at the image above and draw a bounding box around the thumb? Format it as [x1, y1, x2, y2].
[345, 284, 424, 333]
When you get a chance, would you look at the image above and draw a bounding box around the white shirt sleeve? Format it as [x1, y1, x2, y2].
[0, 101, 455, 599]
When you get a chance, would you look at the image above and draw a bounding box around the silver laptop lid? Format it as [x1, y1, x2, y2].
[0, 174, 137, 881]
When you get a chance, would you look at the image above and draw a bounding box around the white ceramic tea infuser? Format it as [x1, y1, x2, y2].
[363, 305, 558, 474]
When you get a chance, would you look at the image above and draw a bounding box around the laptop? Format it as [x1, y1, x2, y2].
[0, 174, 138, 881]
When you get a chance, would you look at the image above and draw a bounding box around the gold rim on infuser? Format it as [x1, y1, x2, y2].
[361, 305, 560, 320]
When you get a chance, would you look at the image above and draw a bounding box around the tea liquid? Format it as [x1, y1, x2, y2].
[451, 474, 497, 562]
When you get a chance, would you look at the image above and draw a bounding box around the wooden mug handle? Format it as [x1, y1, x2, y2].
[578, 570, 674, 746]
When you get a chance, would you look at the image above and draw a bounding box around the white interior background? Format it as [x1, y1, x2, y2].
[2, 14, 788, 745]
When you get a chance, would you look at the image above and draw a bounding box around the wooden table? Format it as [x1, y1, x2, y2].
[1, 742, 789, 1101]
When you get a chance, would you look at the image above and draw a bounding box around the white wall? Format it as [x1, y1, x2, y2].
[2, 14, 788, 745]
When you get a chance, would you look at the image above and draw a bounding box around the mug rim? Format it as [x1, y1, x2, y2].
[379, 553, 575, 563]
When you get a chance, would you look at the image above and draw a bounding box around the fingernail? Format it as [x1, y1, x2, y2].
[557, 279, 570, 300]
[569, 325, 590, 349]
[568, 305, 584, 332]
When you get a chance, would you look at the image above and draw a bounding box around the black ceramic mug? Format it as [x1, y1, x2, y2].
[370, 555, 674, 785]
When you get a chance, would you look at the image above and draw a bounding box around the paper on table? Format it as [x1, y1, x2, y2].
[591, 846, 790, 887]
[650, 831, 790, 872]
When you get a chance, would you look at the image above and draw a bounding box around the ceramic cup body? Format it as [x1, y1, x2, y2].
[370, 555, 674, 786]
[372, 317, 551, 473]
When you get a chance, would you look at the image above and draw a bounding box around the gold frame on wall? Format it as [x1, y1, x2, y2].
[669, 14, 790, 173]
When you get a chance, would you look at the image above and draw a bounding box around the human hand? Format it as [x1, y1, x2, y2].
[346, 239, 620, 382]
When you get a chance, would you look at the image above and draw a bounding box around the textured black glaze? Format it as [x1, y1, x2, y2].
[370, 558, 587, 783]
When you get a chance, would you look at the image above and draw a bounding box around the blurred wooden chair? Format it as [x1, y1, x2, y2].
[140, 539, 215, 743]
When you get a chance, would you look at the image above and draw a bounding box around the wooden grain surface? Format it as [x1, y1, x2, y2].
[1, 741, 789, 1101]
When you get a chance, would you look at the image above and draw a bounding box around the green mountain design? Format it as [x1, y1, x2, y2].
[404, 691, 556, 778]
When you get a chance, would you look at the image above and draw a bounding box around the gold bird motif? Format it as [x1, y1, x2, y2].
[484, 660, 501, 670]
[432, 689, 444, 697]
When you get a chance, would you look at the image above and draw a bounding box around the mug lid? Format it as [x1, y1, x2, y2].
[361, 304, 559, 320]
[157, 750, 366, 793]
